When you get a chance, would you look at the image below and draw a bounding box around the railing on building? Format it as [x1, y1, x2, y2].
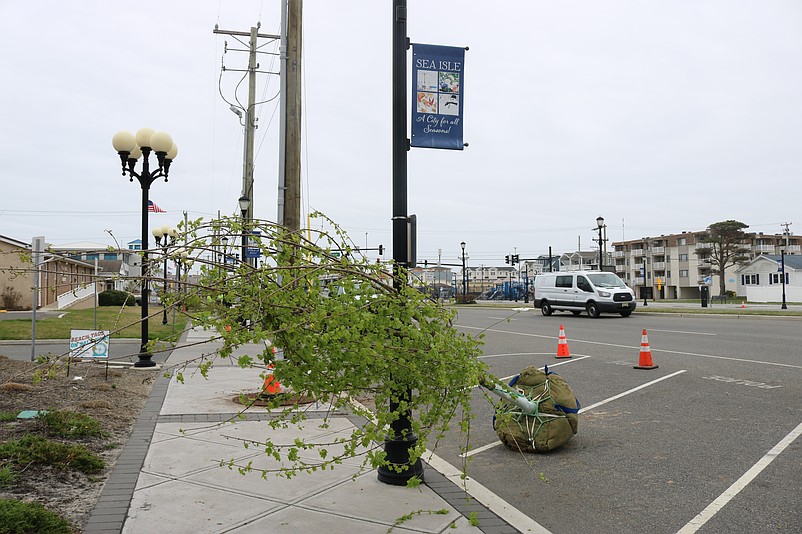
[56, 283, 95, 310]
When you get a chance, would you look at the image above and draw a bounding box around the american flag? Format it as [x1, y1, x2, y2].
[148, 200, 166, 213]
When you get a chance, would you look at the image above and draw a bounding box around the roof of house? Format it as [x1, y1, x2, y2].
[0, 235, 30, 249]
[51, 241, 111, 251]
[737, 254, 802, 272]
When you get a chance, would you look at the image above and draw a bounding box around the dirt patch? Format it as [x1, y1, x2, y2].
[0, 355, 158, 531]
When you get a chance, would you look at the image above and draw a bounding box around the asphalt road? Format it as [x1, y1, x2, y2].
[435, 306, 802, 534]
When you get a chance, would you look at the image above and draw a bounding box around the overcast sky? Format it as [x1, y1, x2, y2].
[2, 1, 801, 267]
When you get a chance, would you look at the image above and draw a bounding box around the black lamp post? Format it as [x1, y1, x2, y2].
[524, 264, 529, 303]
[152, 225, 177, 325]
[460, 241, 467, 297]
[642, 257, 648, 307]
[781, 231, 788, 310]
[175, 248, 188, 306]
[238, 195, 251, 266]
[377, 0, 423, 486]
[596, 216, 604, 270]
[112, 129, 177, 367]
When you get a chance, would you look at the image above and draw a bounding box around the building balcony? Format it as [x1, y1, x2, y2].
[652, 262, 666, 270]
[695, 243, 712, 250]
[613, 250, 625, 258]
[651, 247, 665, 254]
[631, 248, 643, 256]
[755, 244, 775, 253]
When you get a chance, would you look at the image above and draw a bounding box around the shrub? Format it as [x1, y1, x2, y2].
[1, 286, 22, 310]
[0, 498, 73, 533]
[0, 435, 105, 474]
[98, 290, 136, 307]
[37, 410, 104, 439]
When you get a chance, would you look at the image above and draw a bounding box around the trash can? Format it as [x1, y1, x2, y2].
[700, 285, 709, 307]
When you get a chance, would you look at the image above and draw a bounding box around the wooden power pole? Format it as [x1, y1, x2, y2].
[280, 0, 303, 232]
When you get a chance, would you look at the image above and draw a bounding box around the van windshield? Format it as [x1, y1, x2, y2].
[587, 273, 627, 289]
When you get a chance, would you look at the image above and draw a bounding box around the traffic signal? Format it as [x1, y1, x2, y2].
[512, 254, 520, 264]
[378, 244, 383, 255]
[505, 255, 510, 264]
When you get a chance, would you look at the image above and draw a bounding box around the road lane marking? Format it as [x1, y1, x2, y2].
[457, 325, 802, 370]
[462, 369, 687, 458]
[676, 420, 802, 534]
[649, 329, 716, 336]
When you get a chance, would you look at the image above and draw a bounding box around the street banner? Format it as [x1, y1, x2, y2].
[69, 330, 110, 359]
[411, 43, 465, 150]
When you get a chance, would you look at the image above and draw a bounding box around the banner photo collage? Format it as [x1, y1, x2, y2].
[411, 43, 465, 150]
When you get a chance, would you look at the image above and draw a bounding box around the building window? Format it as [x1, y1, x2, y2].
[741, 274, 760, 285]
[679, 270, 689, 278]
[679, 253, 688, 262]
[103, 253, 118, 260]
[678, 238, 686, 246]
[770, 273, 789, 284]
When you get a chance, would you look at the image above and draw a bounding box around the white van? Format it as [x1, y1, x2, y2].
[533, 271, 636, 318]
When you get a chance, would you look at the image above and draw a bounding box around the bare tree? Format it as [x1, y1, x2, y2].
[695, 220, 750, 296]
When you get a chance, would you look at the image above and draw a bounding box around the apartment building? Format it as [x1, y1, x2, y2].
[612, 230, 801, 299]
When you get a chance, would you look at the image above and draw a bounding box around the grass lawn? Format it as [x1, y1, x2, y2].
[0, 306, 188, 341]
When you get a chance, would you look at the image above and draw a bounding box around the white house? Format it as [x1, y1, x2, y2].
[735, 254, 802, 302]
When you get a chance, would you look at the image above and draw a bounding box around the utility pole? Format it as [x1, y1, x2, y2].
[213, 23, 281, 225]
[279, 0, 303, 231]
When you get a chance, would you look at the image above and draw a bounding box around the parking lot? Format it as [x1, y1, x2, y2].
[429, 307, 802, 533]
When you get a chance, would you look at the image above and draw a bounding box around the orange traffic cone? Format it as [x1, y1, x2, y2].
[556, 325, 571, 358]
[634, 329, 658, 369]
[262, 346, 281, 395]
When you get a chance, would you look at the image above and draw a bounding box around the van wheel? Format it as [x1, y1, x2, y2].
[541, 301, 553, 316]
[586, 302, 600, 318]
[620, 310, 632, 317]
[571, 311, 582, 316]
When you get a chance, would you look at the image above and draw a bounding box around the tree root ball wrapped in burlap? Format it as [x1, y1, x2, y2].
[493, 366, 580, 453]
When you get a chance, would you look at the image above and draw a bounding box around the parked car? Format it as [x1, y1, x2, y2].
[533, 271, 636, 318]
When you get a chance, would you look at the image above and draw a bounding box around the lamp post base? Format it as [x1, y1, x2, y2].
[134, 355, 157, 368]
[377, 435, 425, 486]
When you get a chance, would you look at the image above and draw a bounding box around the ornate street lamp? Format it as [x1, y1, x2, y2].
[112, 128, 177, 367]
[152, 225, 178, 325]
[596, 216, 605, 270]
[238, 195, 251, 266]
[460, 241, 467, 297]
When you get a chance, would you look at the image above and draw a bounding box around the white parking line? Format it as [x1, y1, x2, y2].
[462, 369, 687, 458]
[425, 450, 553, 534]
[478, 352, 554, 359]
[676, 420, 802, 534]
[649, 329, 716, 336]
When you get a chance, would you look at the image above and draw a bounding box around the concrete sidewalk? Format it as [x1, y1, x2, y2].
[83, 326, 523, 534]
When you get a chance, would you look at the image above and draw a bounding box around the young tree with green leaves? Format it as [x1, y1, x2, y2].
[694, 220, 750, 296]
[167, 213, 487, 483]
